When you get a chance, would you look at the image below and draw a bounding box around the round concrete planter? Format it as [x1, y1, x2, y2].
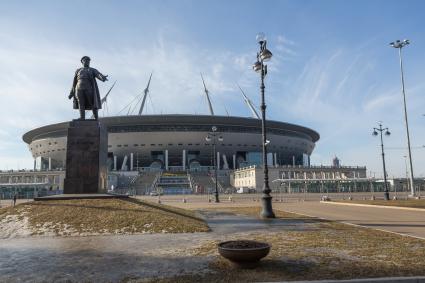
[218, 240, 270, 268]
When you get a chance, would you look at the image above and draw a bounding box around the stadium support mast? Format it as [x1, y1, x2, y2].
[200, 73, 215, 116]
[237, 84, 260, 119]
[91, 81, 116, 118]
[138, 72, 153, 115]
[101, 81, 117, 105]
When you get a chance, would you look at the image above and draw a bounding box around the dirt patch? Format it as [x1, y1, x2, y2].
[0, 198, 208, 238]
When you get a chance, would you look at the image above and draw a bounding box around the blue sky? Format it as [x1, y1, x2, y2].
[0, 0, 424, 177]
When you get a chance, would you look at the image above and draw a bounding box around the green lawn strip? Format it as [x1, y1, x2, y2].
[151, 206, 425, 282]
[334, 199, 425, 209]
[0, 198, 209, 236]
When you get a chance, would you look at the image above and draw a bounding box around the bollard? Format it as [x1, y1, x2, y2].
[183, 198, 187, 203]
[370, 195, 375, 200]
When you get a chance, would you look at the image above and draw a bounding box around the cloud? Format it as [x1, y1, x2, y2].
[277, 35, 295, 46]
[270, 44, 425, 177]
[363, 92, 399, 112]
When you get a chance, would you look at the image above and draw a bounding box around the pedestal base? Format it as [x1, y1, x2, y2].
[63, 119, 108, 194]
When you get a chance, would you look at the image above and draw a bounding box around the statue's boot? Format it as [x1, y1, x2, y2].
[79, 109, 85, 120]
[93, 109, 98, 120]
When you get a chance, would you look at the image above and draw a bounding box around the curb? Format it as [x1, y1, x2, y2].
[320, 201, 425, 212]
[262, 276, 425, 282]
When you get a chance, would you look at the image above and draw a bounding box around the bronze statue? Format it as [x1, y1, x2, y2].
[69, 56, 108, 120]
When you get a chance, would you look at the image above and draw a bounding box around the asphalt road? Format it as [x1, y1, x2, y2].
[273, 201, 425, 239]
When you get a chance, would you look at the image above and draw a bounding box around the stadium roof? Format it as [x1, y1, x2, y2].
[23, 114, 320, 144]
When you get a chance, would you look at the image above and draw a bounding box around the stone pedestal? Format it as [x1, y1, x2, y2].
[64, 120, 108, 194]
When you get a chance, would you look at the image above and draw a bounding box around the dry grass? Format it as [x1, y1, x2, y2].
[150, 206, 425, 282]
[335, 199, 425, 209]
[0, 198, 209, 236]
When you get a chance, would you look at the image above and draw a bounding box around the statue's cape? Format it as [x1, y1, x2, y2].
[70, 67, 102, 110]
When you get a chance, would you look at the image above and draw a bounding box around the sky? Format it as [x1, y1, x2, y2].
[0, 0, 424, 178]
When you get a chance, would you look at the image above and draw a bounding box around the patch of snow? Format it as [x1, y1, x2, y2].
[0, 214, 32, 239]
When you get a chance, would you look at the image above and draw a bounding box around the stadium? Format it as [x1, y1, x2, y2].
[22, 114, 320, 172]
[12, 86, 378, 197]
[22, 73, 319, 173]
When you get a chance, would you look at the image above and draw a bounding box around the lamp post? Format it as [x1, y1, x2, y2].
[253, 32, 275, 218]
[206, 126, 223, 203]
[390, 39, 415, 196]
[372, 122, 391, 200]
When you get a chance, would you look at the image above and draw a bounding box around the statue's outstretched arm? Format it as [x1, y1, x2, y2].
[94, 69, 108, 82]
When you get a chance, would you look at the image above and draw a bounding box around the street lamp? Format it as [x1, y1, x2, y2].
[206, 126, 223, 203]
[390, 39, 415, 196]
[252, 32, 275, 218]
[372, 122, 391, 200]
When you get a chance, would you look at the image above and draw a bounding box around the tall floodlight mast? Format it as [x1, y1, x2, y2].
[389, 39, 415, 196]
[200, 73, 215, 116]
[138, 72, 153, 115]
[237, 84, 260, 119]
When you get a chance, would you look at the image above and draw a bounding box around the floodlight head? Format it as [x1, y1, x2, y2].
[218, 136, 224, 142]
[372, 130, 378, 136]
[385, 130, 391, 136]
[205, 135, 211, 142]
[265, 139, 270, 146]
[211, 126, 217, 132]
[390, 40, 400, 48]
[390, 39, 410, 48]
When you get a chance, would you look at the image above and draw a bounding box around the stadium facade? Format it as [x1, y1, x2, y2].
[23, 114, 320, 172]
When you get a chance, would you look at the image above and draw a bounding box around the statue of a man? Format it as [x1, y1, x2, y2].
[68, 56, 108, 120]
